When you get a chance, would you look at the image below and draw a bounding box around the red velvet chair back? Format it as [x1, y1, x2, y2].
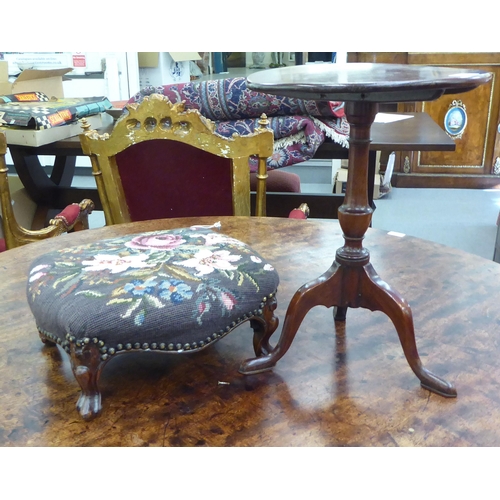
[116, 139, 234, 220]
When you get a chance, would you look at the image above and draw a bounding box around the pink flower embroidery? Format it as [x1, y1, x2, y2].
[126, 233, 186, 251]
[221, 291, 236, 310]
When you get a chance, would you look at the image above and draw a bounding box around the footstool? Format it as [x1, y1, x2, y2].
[27, 225, 280, 420]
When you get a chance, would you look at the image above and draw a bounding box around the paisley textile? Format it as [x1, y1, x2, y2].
[128, 77, 350, 170]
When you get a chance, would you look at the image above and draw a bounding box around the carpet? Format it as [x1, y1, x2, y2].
[128, 77, 350, 171]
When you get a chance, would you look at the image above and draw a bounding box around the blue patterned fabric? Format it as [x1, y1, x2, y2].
[128, 77, 349, 170]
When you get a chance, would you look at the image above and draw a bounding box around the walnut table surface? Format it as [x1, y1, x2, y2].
[1, 216, 500, 446]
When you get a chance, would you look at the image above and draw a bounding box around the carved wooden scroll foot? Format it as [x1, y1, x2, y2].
[249, 296, 279, 357]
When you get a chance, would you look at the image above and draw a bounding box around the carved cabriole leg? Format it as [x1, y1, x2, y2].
[240, 262, 345, 374]
[69, 341, 108, 420]
[248, 295, 279, 358]
[356, 263, 457, 397]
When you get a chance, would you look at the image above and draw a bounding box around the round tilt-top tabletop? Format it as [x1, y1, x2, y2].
[246, 63, 492, 103]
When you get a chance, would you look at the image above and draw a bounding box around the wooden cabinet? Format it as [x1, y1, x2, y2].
[347, 52, 500, 188]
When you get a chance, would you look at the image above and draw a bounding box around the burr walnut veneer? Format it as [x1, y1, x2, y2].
[3, 216, 500, 446]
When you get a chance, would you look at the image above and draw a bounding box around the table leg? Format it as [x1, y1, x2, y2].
[240, 100, 456, 398]
[9, 147, 76, 204]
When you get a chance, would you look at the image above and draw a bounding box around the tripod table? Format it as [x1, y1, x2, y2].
[241, 63, 492, 397]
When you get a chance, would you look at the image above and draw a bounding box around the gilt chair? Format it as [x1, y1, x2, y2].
[0, 132, 94, 252]
[26, 95, 284, 420]
[79, 94, 275, 222]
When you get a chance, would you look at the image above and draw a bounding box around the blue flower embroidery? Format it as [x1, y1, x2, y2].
[159, 279, 193, 305]
[124, 278, 158, 296]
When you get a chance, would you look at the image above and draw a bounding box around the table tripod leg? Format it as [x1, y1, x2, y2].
[334, 306, 348, 321]
[239, 262, 345, 375]
[358, 263, 457, 397]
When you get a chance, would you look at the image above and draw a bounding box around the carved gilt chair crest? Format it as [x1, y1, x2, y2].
[79, 94, 274, 225]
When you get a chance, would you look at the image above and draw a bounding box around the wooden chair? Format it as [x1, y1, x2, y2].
[0, 132, 94, 252]
[79, 94, 275, 224]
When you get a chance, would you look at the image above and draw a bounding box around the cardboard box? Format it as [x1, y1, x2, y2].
[0, 62, 72, 98]
[137, 52, 159, 68]
[334, 167, 381, 200]
[138, 52, 200, 87]
[0, 61, 113, 147]
[1, 112, 113, 147]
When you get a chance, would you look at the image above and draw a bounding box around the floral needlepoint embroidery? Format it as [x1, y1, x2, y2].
[126, 233, 186, 251]
[82, 253, 154, 274]
[124, 278, 158, 296]
[175, 249, 241, 276]
[198, 232, 247, 247]
[159, 279, 193, 304]
[27, 227, 279, 331]
[29, 264, 50, 282]
[220, 291, 236, 310]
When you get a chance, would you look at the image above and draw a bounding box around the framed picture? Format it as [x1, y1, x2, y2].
[444, 100, 467, 139]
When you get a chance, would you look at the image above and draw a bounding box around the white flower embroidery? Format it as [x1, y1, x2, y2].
[263, 264, 274, 271]
[199, 233, 247, 247]
[29, 264, 50, 282]
[175, 249, 241, 276]
[29, 272, 47, 283]
[82, 254, 154, 274]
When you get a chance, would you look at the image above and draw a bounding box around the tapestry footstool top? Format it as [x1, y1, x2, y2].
[26, 226, 280, 357]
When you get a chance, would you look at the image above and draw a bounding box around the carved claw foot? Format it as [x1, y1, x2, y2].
[76, 392, 102, 420]
[70, 341, 107, 420]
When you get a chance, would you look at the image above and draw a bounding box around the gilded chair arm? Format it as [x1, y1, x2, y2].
[2, 199, 94, 251]
[50, 199, 95, 231]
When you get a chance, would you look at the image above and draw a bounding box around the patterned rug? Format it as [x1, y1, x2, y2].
[128, 77, 350, 170]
